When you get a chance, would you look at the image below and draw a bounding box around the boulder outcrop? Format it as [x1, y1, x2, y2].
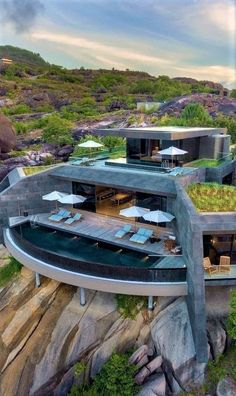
[0, 115, 17, 153]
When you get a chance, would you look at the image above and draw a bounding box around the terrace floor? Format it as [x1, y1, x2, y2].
[9, 210, 181, 259]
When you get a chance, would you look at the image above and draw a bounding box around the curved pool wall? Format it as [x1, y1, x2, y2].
[4, 226, 187, 297]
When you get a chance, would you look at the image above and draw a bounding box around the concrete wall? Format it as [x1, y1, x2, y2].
[0, 169, 72, 242]
[174, 182, 208, 363]
[205, 160, 236, 183]
[199, 135, 229, 160]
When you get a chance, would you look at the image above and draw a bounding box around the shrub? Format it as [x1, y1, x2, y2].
[2, 103, 31, 115]
[227, 291, 236, 340]
[0, 256, 22, 286]
[42, 114, 73, 145]
[68, 353, 138, 396]
[116, 294, 146, 319]
[102, 136, 124, 152]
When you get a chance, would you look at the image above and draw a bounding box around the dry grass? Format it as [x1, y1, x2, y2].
[187, 183, 236, 212]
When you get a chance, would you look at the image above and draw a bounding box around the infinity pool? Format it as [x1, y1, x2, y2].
[15, 223, 160, 268]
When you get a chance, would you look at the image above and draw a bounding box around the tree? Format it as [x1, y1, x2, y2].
[230, 89, 236, 98]
[102, 135, 124, 151]
[42, 114, 73, 145]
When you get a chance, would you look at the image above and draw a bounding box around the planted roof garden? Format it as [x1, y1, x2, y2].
[187, 183, 236, 212]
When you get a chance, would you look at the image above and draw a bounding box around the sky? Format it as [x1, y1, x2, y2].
[0, 0, 235, 88]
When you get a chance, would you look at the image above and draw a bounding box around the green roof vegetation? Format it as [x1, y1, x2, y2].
[23, 165, 55, 176]
[187, 183, 236, 212]
[188, 158, 224, 168]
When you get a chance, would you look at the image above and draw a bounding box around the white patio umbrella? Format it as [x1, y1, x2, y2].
[143, 210, 175, 238]
[143, 210, 175, 223]
[78, 140, 104, 157]
[158, 146, 188, 167]
[42, 191, 68, 209]
[58, 194, 86, 205]
[120, 206, 150, 230]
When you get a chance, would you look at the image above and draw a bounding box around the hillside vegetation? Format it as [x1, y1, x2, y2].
[0, 45, 236, 149]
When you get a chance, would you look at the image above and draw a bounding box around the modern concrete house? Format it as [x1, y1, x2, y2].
[1, 126, 236, 365]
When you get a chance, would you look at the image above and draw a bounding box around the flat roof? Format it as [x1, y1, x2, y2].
[96, 126, 226, 140]
[50, 164, 177, 196]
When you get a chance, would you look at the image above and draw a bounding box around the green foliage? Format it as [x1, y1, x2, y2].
[188, 159, 223, 168]
[181, 103, 212, 125]
[42, 114, 73, 145]
[9, 149, 27, 157]
[68, 353, 138, 396]
[14, 121, 30, 134]
[116, 294, 146, 319]
[0, 256, 22, 286]
[213, 113, 236, 144]
[102, 136, 124, 151]
[187, 183, 236, 212]
[2, 104, 31, 115]
[227, 291, 236, 340]
[0, 45, 48, 66]
[207, 355, 227, 386]
[230, 89, 236, 98]
[74, 362, 86, 378]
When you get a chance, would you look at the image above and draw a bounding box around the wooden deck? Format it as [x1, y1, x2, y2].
[28, 210, 178, 257]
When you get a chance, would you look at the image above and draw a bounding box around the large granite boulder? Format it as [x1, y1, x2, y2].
[151, 297, 206, 392]
[136, 373, 167, 396]
[207, 318, 227, 358]
[216, 376, 236, 396]
[0, 115, 17, 153]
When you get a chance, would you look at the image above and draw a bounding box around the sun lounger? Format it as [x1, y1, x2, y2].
[129, 227, 153, 244]
[48, 209, 71, 222]
[48, 214, 65, 222]
[64, 213, 82, 225]
[115, 224, 132, 239]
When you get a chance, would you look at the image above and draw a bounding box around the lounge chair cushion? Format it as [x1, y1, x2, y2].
[49, 214, 64, 222]
[123, 224, 132, 233]
[73, 213, 82, 221]
[115, 230, 126, 239]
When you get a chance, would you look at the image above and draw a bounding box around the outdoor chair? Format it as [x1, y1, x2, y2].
[48, 209, 71, 222]
[129, 228, 153, 244]
[115, 224, 132, 239]
[64, 213, 82, 225]
[219, 256, 231, 273]
[203, 257, 218, 275]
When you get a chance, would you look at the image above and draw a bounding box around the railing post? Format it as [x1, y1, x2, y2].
[35, 272, 41, 288]
[80, 287, 86, 306]
[148, 295, 154, 311]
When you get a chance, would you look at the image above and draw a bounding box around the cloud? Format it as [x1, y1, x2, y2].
[174, 64, 236, 87]
[31, 31, 172, 65]
[1, 0, 44, 32]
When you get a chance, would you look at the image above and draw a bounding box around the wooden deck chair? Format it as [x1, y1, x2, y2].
[219, 256, 231, 273]
[203, 257, 218, 274]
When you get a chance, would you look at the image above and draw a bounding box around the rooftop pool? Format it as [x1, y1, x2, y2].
[15, 223, 159, 268]
[10, 223, 186, 282]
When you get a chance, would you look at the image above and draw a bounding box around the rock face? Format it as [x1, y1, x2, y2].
[151, 297, 206, 392]
[0, 115, 17, 153]
[217, 376, 236, 396]
[0, 268, 233, 396]
[157, 93, 236, 118]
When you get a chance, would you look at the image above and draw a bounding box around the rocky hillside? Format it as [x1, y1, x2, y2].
[0, 46, 236, 183]
[0, 244, 236, 396]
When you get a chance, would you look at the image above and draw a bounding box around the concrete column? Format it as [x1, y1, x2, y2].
[35, 272, 41, 288]
[80, 287, 86, 306]
[148, 295, 154, 311]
